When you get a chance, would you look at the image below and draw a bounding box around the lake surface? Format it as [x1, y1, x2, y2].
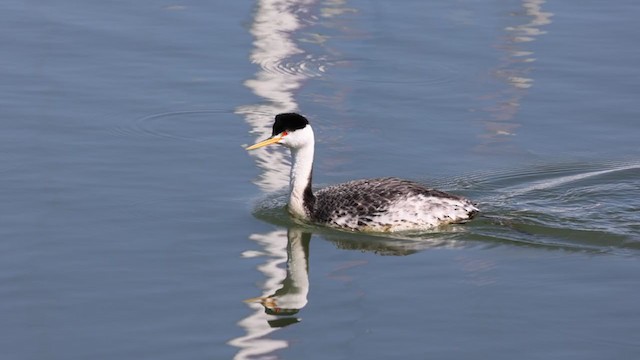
[2, 0, 639, 359]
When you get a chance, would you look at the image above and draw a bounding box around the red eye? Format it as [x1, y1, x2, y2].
[282, 131, 288, 136]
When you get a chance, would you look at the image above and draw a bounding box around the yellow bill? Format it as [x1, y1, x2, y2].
[245, 134, 283, 150]
[243, 296, 266, 303]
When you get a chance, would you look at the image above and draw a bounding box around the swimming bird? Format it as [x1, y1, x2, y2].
[246, 113, 478, 232]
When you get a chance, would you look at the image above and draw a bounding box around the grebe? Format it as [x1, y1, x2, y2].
[246, 113, 478, 232]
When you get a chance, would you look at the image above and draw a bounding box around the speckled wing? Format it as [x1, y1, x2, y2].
[312, 177, 478, 231]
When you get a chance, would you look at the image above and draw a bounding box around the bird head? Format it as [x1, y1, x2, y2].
[246, 113, 313, 150]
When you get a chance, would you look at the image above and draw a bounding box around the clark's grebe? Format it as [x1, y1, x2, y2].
[246, 113, 478, 232]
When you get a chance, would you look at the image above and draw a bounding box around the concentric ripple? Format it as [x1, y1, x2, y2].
[255, 54, 329, 78]
[111, 109, 233, 142]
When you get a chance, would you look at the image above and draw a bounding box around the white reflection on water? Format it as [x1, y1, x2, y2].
[231, 0, 346, 358]
[229, 229, 311, 359]
[244, 229, 311, 318]
[228, 230, 289, 358]
[235, 0, 314, 193]
[477, 0, 552, 148]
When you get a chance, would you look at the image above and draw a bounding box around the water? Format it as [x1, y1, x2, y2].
[1, 0, 639, 359]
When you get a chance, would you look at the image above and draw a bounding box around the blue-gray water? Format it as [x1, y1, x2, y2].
[2, 0, 640, 359]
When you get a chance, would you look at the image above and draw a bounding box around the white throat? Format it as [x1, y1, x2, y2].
[274, 228, 310, 309]
[287, 127, 315, 219]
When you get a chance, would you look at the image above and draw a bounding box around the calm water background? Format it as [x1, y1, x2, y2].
[2, 0, 640, 359]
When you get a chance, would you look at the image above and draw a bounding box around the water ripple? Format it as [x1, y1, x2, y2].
[468, 161, 640, 254]
[252, 160, 640, 255]
[111, 109, 232, 142]
[255, 55, 329, 78]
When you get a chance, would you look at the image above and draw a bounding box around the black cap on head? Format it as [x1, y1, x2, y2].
[272, 113, 309, 136]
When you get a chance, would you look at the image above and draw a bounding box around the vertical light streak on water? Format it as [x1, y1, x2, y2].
[230, 228, 312, 359]
[237, 0, 316, 193]
[229, 230, 289, 359]
[231, 0, 336, 358]
[477, 0, 553, 149]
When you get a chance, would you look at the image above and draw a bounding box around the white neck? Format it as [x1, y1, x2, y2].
[271, 228, 310, 310]
[287, 134, 315, 219]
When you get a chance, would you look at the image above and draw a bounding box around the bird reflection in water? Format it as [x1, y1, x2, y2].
[231, 212, 468, 359]
[241, 224, 439, 330]
[244, 228, 311, 328]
